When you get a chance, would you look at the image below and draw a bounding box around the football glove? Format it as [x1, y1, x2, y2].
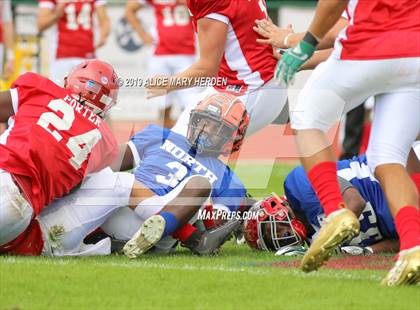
[275, 245, 307, 256]
[340, 245, 374, 256]
[274, 32, 318, 86]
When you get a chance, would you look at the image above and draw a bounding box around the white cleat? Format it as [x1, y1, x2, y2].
[123, 215, 165, 259]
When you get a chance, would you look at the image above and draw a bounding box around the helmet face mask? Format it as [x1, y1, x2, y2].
[64, 59, 119, 118]
[244, 196, 307, 252]
[189, 112, 236, 155]
[187, 93, 249, 156]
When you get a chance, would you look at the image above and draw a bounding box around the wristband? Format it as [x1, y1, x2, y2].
[302, 31, 319, 47]
[283, 33, 293, 48]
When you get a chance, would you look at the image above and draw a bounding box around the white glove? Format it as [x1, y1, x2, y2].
[340, 245, 374, 256]
[275, 245, 306, 256]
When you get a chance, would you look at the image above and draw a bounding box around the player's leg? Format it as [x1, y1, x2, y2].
[38, 170, 135, 256]
[123, 175, 212, 258]
[49, 58, 85, 86]
[366, 91, 420, 286]
[0, 169, 33, 246]
[148, 56, 174, 128]
[170, 55, 201, 113]
[292, 58, 392, 272]
[240, 79, 288, 136]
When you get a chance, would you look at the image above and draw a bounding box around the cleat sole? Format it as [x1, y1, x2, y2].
[123, 215, 165, 259]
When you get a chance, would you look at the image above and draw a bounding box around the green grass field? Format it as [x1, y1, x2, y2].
[1, 163, 419, 310]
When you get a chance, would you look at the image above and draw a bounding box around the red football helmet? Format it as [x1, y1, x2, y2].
[244, 195, 307, 251]
[186, 92, 249, 156]
[64, 59, 119, 116]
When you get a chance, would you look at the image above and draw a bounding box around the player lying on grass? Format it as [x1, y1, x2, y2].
[112, 92, 250, 258]
[244, 153, 420, 255]
[0, 93, 250, 257]
[0, 60, 119, 255]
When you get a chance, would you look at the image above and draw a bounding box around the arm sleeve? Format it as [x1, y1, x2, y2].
[338, 175, 355, 195]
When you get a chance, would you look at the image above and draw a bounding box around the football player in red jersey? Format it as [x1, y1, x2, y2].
[0, 59, 119, 254]
[146, 0, 289, 137]
[125, 0, 198, 128]
[37, 0, 110, 86]
[275, 0, 420, 286]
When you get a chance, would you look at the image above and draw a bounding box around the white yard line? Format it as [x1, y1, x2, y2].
[0, 257, 383, 281]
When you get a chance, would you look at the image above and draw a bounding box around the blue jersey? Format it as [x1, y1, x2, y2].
[129, 125, 246, 211]
[284, 155, 397, 247]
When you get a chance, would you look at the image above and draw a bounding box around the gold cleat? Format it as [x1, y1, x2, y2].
[123, 215, 165, 259]
[300, 208, 360, 273]
[381, 246, 420, 286]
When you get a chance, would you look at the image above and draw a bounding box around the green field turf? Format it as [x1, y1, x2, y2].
[1, 163, 419, 310]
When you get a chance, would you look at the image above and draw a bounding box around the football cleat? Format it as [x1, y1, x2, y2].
[300, 208, 360, 272]
[381, 246, 420, 286]
[123, 215, 165, 259]
[190, 219, 241, 256]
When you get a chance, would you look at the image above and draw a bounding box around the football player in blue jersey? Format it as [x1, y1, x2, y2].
[23, 93, 249, 258]
[244, 155, 408, 255]
[110, 93, 251, 258]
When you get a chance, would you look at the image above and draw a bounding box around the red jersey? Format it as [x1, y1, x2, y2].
[334, 0, 420, 60]
[38, 0, 106, 59]
[187, 0, 276, 93]
[140, 0, 195, 55]
[0, 73, 118, 215]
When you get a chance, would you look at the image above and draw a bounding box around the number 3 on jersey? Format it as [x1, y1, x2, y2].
[37, 99, 101, 170]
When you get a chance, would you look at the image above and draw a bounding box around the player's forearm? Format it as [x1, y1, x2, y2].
[169, 61, 219, 90]
[307, 0, 348, 41]
[99, 19, 111, 42]
[369, 239, 400, 254]
[125, 6, 149, 42]
[37, 11, 61, 32]
[2, 23, 14, 50]
[299, 49, 333, 71]
[0, 90, 15, 122]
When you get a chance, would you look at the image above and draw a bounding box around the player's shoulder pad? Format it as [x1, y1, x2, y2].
[11, 72, 55, 90]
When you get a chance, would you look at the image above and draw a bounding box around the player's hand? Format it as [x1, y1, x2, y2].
[340, 245, 374, 256]
[95, 36, 107, 49]
[254, 19, 293, 49]
[274, 37, 316, 86]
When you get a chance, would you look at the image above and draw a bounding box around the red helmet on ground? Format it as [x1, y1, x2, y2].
[244, 195, 307, 251]
[64, 59, 119, 116]
[187, 92, 249, 156]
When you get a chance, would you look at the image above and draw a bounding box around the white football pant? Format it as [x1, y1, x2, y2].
[37, 168, 135, 256]
[0, 169, 33, 246]
[291, 56, 420, 171]
[148, 55, 200, 110]
[50, 57, 86, 87]
[172, 79, 289, 137]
